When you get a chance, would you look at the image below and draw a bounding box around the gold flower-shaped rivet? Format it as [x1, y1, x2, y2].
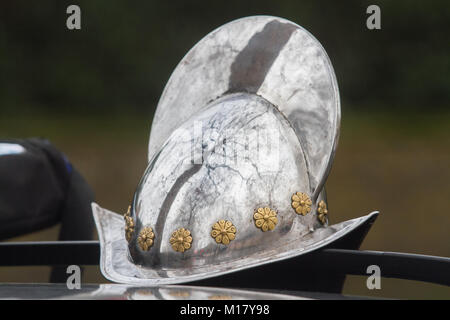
[253, 207, 278, 232]
[291, 192, 312, 215]
[137, 226, 155, 251]
[317, 200, 328, 225]
[211, 220, 236, 245]
[170, 228, 193, 253]
[124, 216, 135, 242]
[124, 205, 135, 242]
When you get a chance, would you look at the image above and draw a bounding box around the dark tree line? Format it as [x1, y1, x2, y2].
[0, 0, 449, 114]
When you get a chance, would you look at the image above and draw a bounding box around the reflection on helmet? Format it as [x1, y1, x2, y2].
[89, 16, 376, 286]
[125, 93, 328, 273]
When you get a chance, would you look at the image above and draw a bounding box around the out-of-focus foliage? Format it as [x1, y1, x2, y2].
[0, 0, 449, 114]
[0, 1, 449, 298]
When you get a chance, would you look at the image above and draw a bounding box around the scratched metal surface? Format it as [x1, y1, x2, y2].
[0, 283, 305, 300]
[132, 94, 320, 270]
[148, 16, 340, 200]
[93, 203, 377, 285]
[91, 16, 377, 286]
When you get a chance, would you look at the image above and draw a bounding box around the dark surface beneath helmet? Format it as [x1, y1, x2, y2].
[0, 282, 378, 300]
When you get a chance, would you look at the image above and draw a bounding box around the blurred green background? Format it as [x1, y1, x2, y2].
[0, 0, 449, 299]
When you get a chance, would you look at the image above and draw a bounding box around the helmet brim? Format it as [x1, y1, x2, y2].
[92, 202, 378, 285]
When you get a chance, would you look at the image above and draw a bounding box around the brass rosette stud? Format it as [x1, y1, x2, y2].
[169, 228, 193, 253]
[317, 200, 329, 225]
[211, 220, 236, 245]
[124, 205, 135, 242]
[253, 207, 278, 231]
[137, 226, 155, 251]
[291, 192, 312, 215]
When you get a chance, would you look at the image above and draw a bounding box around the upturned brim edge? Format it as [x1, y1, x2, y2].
[92, 202, 379, 286]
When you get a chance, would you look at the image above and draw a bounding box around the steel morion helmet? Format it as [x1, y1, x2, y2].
[92, 16, 378, 285]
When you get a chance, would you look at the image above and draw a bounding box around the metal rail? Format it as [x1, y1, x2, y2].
[0, 241, 447, 286]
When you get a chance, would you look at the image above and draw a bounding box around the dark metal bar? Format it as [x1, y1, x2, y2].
[311, 249, 450, 286]
[0, 241, 99, 266]
[0, 241, 447, 286]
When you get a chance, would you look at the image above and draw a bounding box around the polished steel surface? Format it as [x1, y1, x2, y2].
[149, 16, 340, 200]
[0, 283, 304, 300]
[129, 93, 330, 273]
[93, 203, 377, 285]
[92, 16, 377, 286]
